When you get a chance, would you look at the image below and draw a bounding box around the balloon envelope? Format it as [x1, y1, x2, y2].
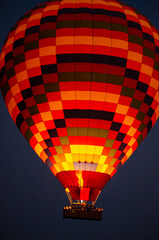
[0, 0, 159, 204]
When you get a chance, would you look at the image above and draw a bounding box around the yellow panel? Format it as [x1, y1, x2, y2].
[68, 162, 74, 171]
[79, 153, 86, 162]
[150, 78, 159, 90]
[128, 138, 136, 147]
[65, 153, 73, 162]
[35, 143, 43, 157]
[61, 91, 76, 100]
[124, 9, 138, 18]
[28, 13, 43, 22]
[76, 91, 90, 100]
[26, 58, 40, 69]
[100, 164, 108, 173]
[8, 98, 16, 115]
[41, 111, 53, 121]
[56, 36, 74, 46]
[128, 51, 142, 63]
[116, 104, 129, 114]
[105, 93, 120, 103]
[86, 154, 94, 163]
[141, 64, 153, 76]
[44, 5, 59, 11]
[79, 145, 87, 154]
[92, 155, 100, 163]
[62, 162, 70, 171]
[140, 20, 151, 29]
[99, 155, 107, 164]
[108, 1, 122, 8]
[76, 0, 92, 4]
[16, 71, 28, 82]
[72, 154, 79, 162]
[40, 151, 48, 162]
[39, 46, 56, 56]
[94, 146, 103, 155]
[49, 101, 63, 110]
[6, 37, 14, 48]
[0, 50, 5, 62]
[123, 115, 134, 126]
[155, 92, 159, 106]
[36, 122, 47, 132]
[54, 164, 62, 173]
[70, 145, 79, 154]
[112, 39, 128, 50]
[127, 127, 137, 137]
[94, 37, 111, 47]
[35, 133, 43, 143]
[75, 36, 92, 45]
[53, 155, 61, 163]
[91, 91, 105, 102]
[15, 24, 27, 34]
[11, 84, 20, 96]
[153, 32, 159, 41]
[156, 105, 159, 117]
[126, 148, 133, 159]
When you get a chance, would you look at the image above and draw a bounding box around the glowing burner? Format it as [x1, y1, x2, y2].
[76, 170, 84, 187]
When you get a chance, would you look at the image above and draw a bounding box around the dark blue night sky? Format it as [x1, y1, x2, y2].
[0, 1, 159, 240]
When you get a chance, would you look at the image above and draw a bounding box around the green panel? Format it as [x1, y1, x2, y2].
[154, 61, 159, 72]
[28, 105, 39, 115]
[143, 47, 155, 59]
[55, 146, 64, 154]
[129, 35, 143, 46]
[111, 23, 128, 33]
[1, 82, 10, 98]
[26, 117, 34, 127]
[67, 127, 78, 136]
[77, 127, 88, 136]
[45, 83, 60, 92]
[98, 129, 109, 138]
[7, 67, 15, 79]
[35, 94, 48, 104]
[25, 41, 39, 51]
[75, 20, 93, 28]
[108, 149, 117, 157]
[94, 21, 111, 30]
[88, 128, 99, 137]
[92, 73, 109, 83]
[137, 134, 143, 146]
[39, 30, 56, 39]
[136, 111, 146, 121]
[138, 123, 145, 132]
[59, 72, 74, 82]
[57, 21, 75, 29]
[130, 99, 142, 109]
[59, 137, 69, 145]
[14, 54, 25, 65]
[75, 72, 92, 82]
[105, 139, 114, 148]
[25, 128, 33, 143]
[110, 158, 117, 166]
[107, 75, 124, 85]
[121, 87, 135, 97]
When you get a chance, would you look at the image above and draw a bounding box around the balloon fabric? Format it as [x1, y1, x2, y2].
[0, 0, 159, 204]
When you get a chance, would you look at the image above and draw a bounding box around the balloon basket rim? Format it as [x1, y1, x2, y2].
[63, 203, 103, 221]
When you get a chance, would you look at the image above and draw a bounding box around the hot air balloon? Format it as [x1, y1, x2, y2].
[0, 0, 159, 220]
